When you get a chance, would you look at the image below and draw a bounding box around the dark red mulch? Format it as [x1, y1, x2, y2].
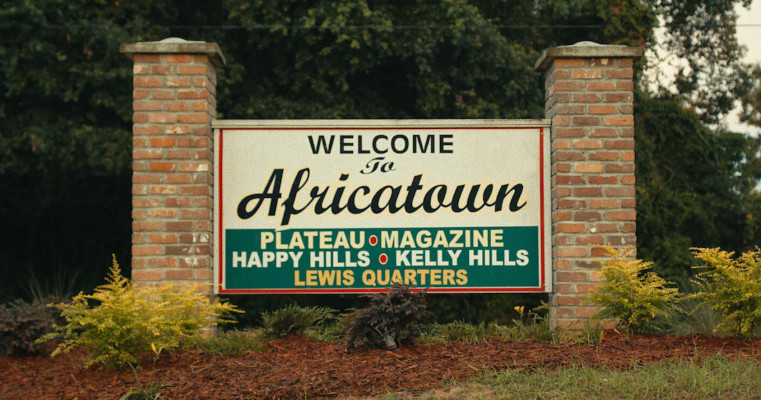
[1, 332, 760, 399]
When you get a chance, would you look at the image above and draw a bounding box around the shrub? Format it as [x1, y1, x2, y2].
[261, 304, 335, 339]
[0, 296, 66, 355]
[346, 283, 433, 352]
[188, 329, 268, 356]
[690, 247, 761, 337]
[586, 247, 680, 333]
[37, 256, 241, 368]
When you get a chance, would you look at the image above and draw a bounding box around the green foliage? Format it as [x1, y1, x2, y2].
[187, 329, 268, 356]
[261, 304, 335, 338]
[587, 247, 680, 333]
[689, 247, 761, 337]
[120, 379, 164, 400]
[37, 256, 242, 368]
[346, 284, 433, 352]
[0, 296, 66, 355]
[635, 92, 761, 281]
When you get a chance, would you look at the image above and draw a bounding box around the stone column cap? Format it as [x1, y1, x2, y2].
[534, 41, 643, 71]
[120, 37, 226, 67]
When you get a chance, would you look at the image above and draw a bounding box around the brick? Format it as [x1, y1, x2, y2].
[165, 54, 192, 63]
[590, 247, 609, 257]
[165, 246, 192, 255]
[604, 69, 633, 79]
[556, 104, 585, 115]
[606, 164, 634, 173]
[166, 77, 191, 87]
[588, 105, 616, 114]
[165, 269, 193, 280]
[166, 221, 194, 231]
[554, 163, 572, 173]
[556, 247, 588, 258]
[589, 151, 618, 161]
[178, 89, 208, 99]
[194, 269, 213, 280]
[617, 80, 634, 90]
[555, 260, 573, 270]
[133, 150, 163, 160]
[556, 223, 585, 233]
[133, 245, 162, 256]
[574, 211, 601, 221]
[149, 161, 175, 172]
[603, 116, 634, 126]
[572, 116, 600, 125]
[555, 81, 585, 91]
[556, 295, 584, 306]
[575, 235, 604, 245]
[177, 113, 209, 123]
[553, 211, 573, 221]
[589, 223, 618, 233]
[133, 270, 163, 281]
[605, 92, 633, 103]
[573, 93, 601, 103]
[588, 175, 618, 184]
[133, 221, 163, 231]
[590, 128, 617, 138]
[181, 209, 210, 219]
[151, 65, 170, 74]
[607, 210, 636, 221]
[606, 187, 635, 197]
[557, 199, 586, 209]
[149, 233, 179, 244]
[133, 174, 163, 184]
[555, 175, 585, 185]
[149, 137, 175, 147]
[587, 81, 615, 91]
[134, 76, 162, 87]
[554, 59, 584, 67]
[179, 185, 210, 196]
[166, 126, 192, 135]
[571, 69, 601, 79]
[151, 208, 177, 218]
[165, 101, 191, 112]
[167, 174, 192, 184]
[574, 163, 603, 173]
[134, 125, 163, 135]
[572, 139, 602, 149]
[149, 185, 177, 195]
[133, 54, 161, 63]
[166, 197, 193, 207]
[553, 283, 574, 294]
[589, 199, 618, 209]
[143, 257, 177, 268]
[556, 271, 589, 282]
[573, 187, 603, 197]
[178, 65, 208, 75]
[165, 149, 192, 159]
[605, 139, 634, 149]
[151, 90, 175, 100]
[133, 197, 162, 208]
[621, 151, 635, 162]
[148, 113, 177, 124]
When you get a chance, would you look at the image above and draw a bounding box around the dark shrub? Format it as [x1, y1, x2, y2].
[346, 284, 432, 352]
[0, 296, 65, 355]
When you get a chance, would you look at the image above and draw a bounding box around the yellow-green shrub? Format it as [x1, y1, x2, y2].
[586, 247, 680, 333]
[690, 247, 761, 337]
[37, 256, 241, 368]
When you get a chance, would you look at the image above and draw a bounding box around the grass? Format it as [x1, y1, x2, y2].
[378, 356, 761, 399]
[419, 317, 556, 345]
[186, 329, 268, 356]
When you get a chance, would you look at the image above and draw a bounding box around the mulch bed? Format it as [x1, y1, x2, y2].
[1, 332, 760, 399]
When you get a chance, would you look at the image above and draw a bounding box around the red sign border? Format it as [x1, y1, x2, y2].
[215, 125, 548, 294]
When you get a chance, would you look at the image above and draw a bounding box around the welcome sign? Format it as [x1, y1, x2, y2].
[213, 120, 551, 294]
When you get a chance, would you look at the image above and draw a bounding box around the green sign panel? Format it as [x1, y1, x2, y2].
[213, 120, 551, 294]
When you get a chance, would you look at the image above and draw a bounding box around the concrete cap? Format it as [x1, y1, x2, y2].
[120, 37, 226, 67]
[534, 41, 643, 71]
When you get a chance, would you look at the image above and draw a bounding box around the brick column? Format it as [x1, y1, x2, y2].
[535, 42, 643, 330]
[120, 38, 225, 291]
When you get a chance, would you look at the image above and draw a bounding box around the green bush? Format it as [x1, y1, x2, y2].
[261, 304, 335, 339]
[188, 329, 268, 356]
[346, 283, 433, 352]
[586, 247, 680, 333]
[690, 247, 761, 337]
[0, 296, 66, 355]
[37, 256, 241, 368]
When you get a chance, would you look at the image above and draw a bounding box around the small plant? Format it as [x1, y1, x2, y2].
[37, 255, 242, 368]
[689, 247, 761, 337]
[346, 283, 433, 352]
[586, 247, 680, 333]
[0, 296, 66, 355]
[508, 302, 556, 343]
[188, 329, 268, 355]
[261, 304, 335, 338]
